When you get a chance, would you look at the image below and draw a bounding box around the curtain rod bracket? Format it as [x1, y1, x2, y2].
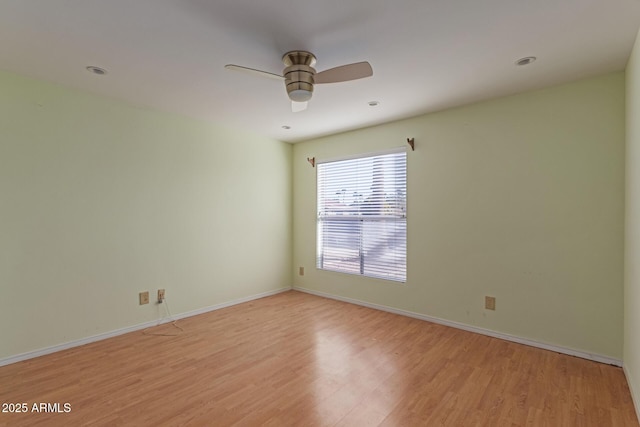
[307, 157, 315, 167]
[407, 138, 415, 151]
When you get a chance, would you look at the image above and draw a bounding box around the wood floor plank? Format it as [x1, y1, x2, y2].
[0, 290, 637, 426]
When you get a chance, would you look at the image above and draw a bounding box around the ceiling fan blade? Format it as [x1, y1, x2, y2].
[314, 61, 373, 84]
[224, 64, 284, 81]
[292, 101, 308, 113]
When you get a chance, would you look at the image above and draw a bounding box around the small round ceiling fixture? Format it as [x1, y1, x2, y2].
[281, 125, 291, 130]
[86, 66, 107, 75]
[515, 56, 536, 67]
[368, 101, 380, 107]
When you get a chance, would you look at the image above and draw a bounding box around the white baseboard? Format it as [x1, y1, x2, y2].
[293, 286, 623, 367]
[3, 285, 622, 369]
[0, 287, 291, 367]
[624, 365, 640, 422]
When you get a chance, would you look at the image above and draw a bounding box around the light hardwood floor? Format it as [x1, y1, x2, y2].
[0, 290, 637, 426]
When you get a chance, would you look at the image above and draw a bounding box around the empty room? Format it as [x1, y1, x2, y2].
[2, 0, 640, 425]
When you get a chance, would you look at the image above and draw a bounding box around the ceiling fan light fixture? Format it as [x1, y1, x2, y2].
[289, 88, 313, 102]
[286, 80, 314, 102]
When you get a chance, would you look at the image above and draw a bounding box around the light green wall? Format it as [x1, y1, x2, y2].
[625, 28, 640, 416]
[0, 71, 292, 359]
[0, 66, 628, 366]
[293, 72, 625, 359]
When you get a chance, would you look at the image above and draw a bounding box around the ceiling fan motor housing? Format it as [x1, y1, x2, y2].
[283, 51, 316, 102]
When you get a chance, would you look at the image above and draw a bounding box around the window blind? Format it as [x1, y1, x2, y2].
[316, 150, 407, 282]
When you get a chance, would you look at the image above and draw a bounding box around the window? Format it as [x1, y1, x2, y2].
[316, 149, 407, 282]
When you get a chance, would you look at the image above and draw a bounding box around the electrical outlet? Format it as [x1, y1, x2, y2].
[139, 291, 149, 305]
[158, 289, 165, 303]
[299, 267, 304, 276]
[485, 296, 496, 311]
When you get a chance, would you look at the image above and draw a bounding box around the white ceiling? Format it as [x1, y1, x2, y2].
[1, 0, 639, 143]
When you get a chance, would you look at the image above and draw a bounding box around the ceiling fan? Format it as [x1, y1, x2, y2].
[225, 51, 373, 112]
